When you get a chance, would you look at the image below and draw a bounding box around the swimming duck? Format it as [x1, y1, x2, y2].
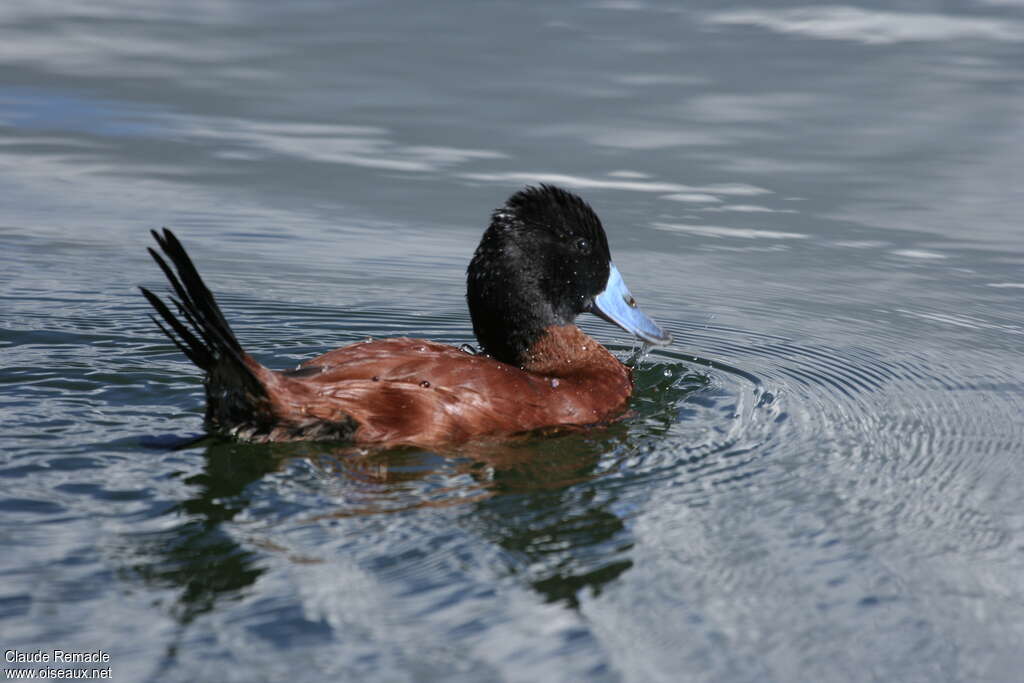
[141, 184, 670, 446]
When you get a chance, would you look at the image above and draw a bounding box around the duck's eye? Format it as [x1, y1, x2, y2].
[575, 237, 590, 253]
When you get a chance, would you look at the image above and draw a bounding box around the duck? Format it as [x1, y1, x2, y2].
[140, 184, 671, 446]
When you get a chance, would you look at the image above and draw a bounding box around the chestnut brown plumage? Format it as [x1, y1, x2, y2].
[141, 185, 668, 446]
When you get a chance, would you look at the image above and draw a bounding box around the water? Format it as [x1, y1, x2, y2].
[2, 1, 1023, 680]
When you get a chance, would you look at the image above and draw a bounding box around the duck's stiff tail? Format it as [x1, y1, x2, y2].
[140, 229, 272, 435]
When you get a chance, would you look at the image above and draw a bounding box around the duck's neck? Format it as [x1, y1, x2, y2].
[519, 325, 626, 378]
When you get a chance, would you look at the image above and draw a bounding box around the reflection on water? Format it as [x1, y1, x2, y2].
[120, 442, 278, 624]
[111, 358, 724, 631]
[705, 7, 1024, 45]
[2, 0, 1024, 680]
[478, 489, 634, 608]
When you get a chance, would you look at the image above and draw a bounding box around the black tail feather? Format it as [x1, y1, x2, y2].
[147, 229, 243, 356]
[141, 229, 265, 404]
[140, 286, 210, 367]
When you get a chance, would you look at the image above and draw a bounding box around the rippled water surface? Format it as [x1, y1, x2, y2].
[3, 1, 1024, 681]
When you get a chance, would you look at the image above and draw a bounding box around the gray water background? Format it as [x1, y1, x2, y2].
[2, 1, 1023, 681]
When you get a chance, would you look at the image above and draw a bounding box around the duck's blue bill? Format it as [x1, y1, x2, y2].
[591, 263, 672, 345]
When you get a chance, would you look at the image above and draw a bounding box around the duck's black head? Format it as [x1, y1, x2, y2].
[467, 184, 670, 366]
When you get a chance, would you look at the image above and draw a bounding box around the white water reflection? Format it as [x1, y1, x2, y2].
[662, 193, 722, 203]
[172, 116, 506, 172]
[697, 204, 798, 214]
[462, 171, 771, 196]
[543, 124, 729, 150]
[891, 249, 947, 260]
[706, 6, 1024, 45]
[651, 222, 808, 240]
